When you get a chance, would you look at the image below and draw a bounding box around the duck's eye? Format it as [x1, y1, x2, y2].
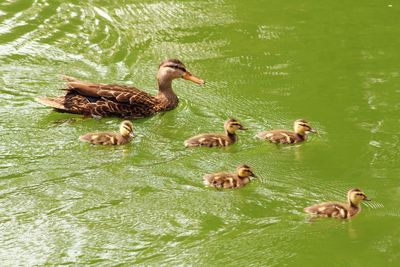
[166, 64, 186, 72]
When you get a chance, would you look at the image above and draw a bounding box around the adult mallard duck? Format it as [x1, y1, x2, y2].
[184, 118, 246, 147]
[304, 188, 370, 219]
[256, 119, 316, 144]
[79, 120, 134, 145]
[36, 59, 204, 118]
[203, 164, 257, 189]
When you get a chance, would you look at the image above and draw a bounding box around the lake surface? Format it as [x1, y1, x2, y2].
[1, 0, 399, 265]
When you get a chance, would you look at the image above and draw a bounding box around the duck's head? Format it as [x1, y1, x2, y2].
[157, 59, 204, 86]
[119, 120, 134, 138]
[294, 119, 317, 135]
[224, 118, 246, 134]
[237, 164, 257, 178]
[348, 188, 370, 205]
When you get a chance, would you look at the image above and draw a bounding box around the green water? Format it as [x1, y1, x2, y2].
[1, 0, 399, 265]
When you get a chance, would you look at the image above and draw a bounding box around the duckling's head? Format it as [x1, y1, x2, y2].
[157, 59, 204, 86]
[224, 118, 246, 134]
[236, 164, 257, 178]
[119, 120, 134, 138]
[294, 119, 316, 135]
[348, 188, 370, 205]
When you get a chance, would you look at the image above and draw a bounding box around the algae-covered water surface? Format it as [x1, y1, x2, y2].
[0, 0, 399, 265]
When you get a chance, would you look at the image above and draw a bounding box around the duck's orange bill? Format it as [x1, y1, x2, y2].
[182, 72, 205, 84]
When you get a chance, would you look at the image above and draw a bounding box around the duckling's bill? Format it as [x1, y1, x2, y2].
[363, 196, 371, 201]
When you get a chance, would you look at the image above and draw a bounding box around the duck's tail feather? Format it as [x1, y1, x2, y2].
[63, 75, 78, 82]
[35, 96, 68, 111]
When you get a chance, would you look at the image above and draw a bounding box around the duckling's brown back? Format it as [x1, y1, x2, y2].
[185, 133, 232, 147]
[257, 130, 303, 144]
[79, 132, 130, 145]
[203, 172, 236, 188]
[304, 202, 351, 219]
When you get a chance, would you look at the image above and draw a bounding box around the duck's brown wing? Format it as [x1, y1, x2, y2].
[256, 130, 299, 144]
[184, 133, 230, 147]
[36, 76, 160, 118]
[79, 132, 128, 145]
[304, 202, 350, 219]
[65, 78, 158, 107]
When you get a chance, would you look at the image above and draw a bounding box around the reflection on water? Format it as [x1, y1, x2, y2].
[0, 0, 400, 265]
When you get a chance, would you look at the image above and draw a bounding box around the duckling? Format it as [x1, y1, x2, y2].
[36, 59, 204, 118]
[184, 118, 246, 147]
[203, 164, 257, 189]
[256, 119, 316, 144]
[79, 120, 134, 145]
[304, 188, 370, 219]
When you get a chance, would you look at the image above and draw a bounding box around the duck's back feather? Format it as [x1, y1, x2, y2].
[71, 82, 158, 107]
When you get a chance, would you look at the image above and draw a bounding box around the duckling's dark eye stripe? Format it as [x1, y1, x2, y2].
[123, 125, 132, 131]
[165, 64, 186, 72]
